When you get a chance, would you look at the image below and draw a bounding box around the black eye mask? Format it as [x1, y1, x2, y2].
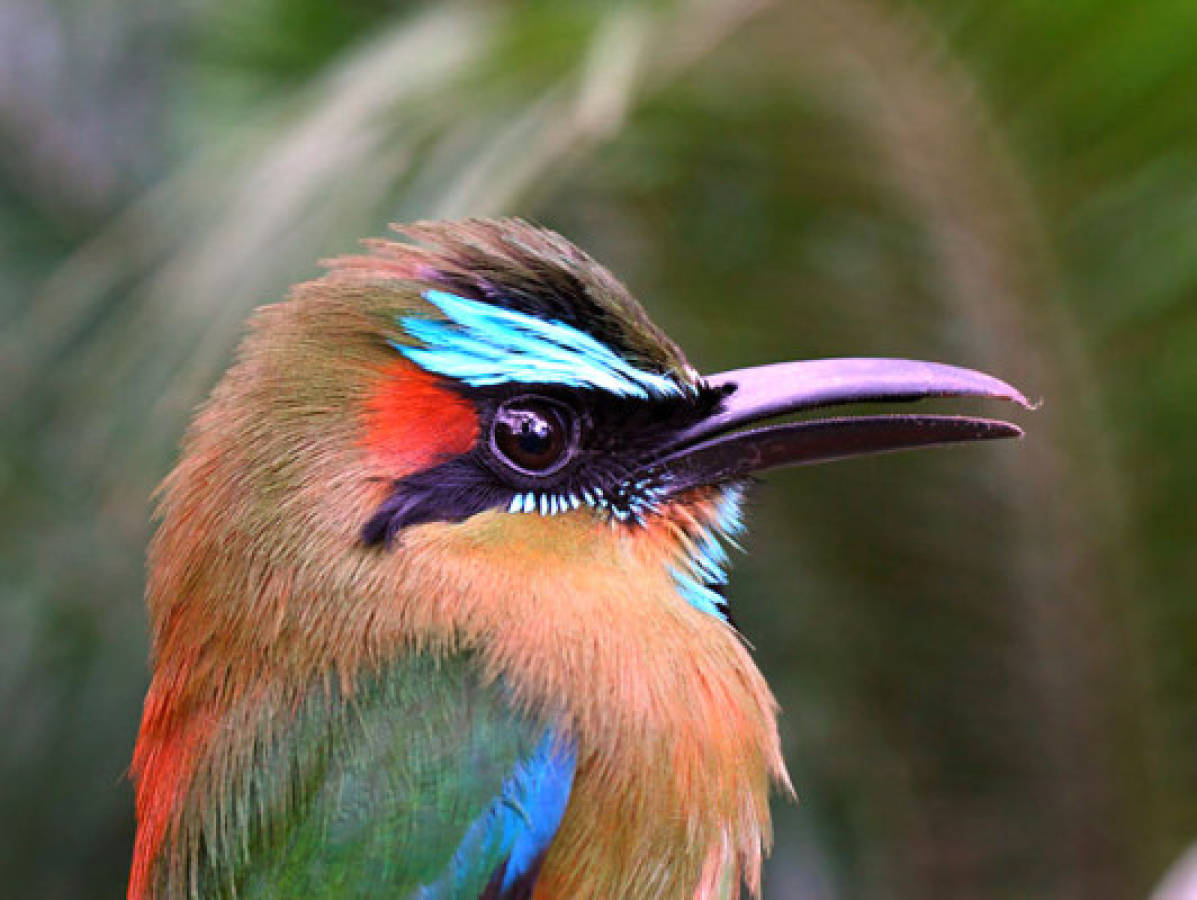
[360, 383, 726, 546]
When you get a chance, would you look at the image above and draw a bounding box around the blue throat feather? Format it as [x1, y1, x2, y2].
[397, 290, 686, 399]
[669, 484, 746, 622]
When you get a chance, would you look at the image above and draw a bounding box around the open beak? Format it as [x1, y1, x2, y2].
[655, 358, 1032, 492]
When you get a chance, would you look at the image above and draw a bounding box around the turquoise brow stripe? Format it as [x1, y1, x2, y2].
[394, 290, 685, 398]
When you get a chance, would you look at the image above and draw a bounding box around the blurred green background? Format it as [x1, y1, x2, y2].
[2, 0, 1195, 897]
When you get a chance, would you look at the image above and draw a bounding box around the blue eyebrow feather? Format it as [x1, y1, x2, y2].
[395, 290, 685, 399]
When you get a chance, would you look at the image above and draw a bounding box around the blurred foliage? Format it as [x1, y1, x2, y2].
[1, 0, 1195, 897]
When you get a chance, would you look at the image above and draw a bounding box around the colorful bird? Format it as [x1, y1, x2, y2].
[129, 219, 1029, 898]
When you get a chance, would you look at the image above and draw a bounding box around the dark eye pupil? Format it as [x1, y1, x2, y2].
[492, 399, 574, 474]
[515, 414, 552, 453]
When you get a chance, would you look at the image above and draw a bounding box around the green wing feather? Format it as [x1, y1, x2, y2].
[208, 653, 549, 898]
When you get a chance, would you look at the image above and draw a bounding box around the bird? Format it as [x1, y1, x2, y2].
[129, 218, 1029, 899]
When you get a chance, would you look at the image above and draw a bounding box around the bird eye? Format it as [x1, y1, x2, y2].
[490, 396, 578, 477]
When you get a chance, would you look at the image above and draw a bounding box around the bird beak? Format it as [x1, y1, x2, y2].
[653, 358, 1033, 492]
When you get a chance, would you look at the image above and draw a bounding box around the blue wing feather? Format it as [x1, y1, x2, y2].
[421, 731, 576, 897]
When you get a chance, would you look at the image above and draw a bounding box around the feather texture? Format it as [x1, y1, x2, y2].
[398, 289, 686, 399]
[158, 654, 570, 898]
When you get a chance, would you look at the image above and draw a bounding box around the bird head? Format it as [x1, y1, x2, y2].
[136, 218, 1028, 897]
[147, 216, 1031, 708]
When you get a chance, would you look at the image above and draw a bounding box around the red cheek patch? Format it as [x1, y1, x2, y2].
[361, 361, 479, 476]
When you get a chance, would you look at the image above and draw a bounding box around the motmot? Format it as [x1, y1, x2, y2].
[129, 219, 1028, 898]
